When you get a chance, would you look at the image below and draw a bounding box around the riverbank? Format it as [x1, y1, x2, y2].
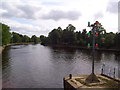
[3, 42, 35, 47]
[1, 43, 120, 54]
[46, 44, 120, 53]
[0, 42, 36, 54]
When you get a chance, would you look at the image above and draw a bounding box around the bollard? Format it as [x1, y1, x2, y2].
[101, 64, 105, 74]
[101, 68, 103, 74]
[114, 68, 115, 78]
[110, 69, 112, 77]
[69, 74, 72, 79]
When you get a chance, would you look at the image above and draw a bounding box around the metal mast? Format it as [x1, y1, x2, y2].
[85, 21, 100, 83]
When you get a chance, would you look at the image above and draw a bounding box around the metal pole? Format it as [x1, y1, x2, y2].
[92, 27, 95, 74]
[85, 23, 100, 83]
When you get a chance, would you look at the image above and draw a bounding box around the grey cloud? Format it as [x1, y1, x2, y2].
[1, 2, 41, 19]
[42, 10, 81, 21]
[106, 1, 118, 14]
[94, 12, 103, 20]
[17, 4, 41, 19]
[42, 1, 63, 6]
[1, 2, 81, 21]
[2, 12, 14, 18]
[1, 2, 21, 18]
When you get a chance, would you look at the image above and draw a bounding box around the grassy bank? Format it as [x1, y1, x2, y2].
[3, 42, 35, 47]
[0, 42, 36, 53]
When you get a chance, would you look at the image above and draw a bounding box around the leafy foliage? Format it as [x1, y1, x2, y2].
[1, 23, 11, 45]
[1, 22, 120, 50]
[1, 23, 39, 45]
[41, 24, 120, 50]
[31, 35, 39, 44]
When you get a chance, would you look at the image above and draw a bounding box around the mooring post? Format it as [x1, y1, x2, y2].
[109, 68, 112, 76]
[101, 64, 105, 74]
[101, 68, 103, 74]
[101, 65, 103, 74]
[69, 74, 72, 79]
[114, 68, 115, 78]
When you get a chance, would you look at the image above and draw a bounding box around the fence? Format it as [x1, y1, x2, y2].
[101, 64, 120, 80]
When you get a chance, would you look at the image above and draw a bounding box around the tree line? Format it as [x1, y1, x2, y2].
[1, 22, 120, 50]
[40, 24, 120, 50]
[1, 23, 40, 45]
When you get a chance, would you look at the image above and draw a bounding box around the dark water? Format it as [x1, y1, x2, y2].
[2, 44, 119, 88]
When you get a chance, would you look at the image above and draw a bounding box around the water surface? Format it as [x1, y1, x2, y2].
[2, 44, 119, 88]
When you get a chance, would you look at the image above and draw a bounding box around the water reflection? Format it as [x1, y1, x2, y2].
[94, 51, 102, 62]
[2, 47, 11, 70]
[2, 47, 13, 88]
[50, 47, 76, 63]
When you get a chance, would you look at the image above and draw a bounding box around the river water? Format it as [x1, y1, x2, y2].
[2, 44, 119, 88]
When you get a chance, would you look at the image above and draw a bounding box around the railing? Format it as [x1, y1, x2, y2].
[101, 64, 120, 80]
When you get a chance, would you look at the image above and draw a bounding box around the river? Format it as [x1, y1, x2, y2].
[2, 44, 119, 88]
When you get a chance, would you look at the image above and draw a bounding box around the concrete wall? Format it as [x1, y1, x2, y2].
[63, 78, 76, 90]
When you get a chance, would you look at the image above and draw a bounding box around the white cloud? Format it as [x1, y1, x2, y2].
[1, 18, 47, 37]
[17, 4, 41, 19]
[1, 2, 22, 18]
[106, 1, 118, 14]
[42, 10, 81, 21]
[94, 12, 104, 20]
[1, 1, 42, 20]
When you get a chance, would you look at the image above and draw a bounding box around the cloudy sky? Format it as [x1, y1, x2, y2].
[0, 0, 119, 37]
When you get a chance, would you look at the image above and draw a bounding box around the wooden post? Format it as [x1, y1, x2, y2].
[69, 74, 72, 79]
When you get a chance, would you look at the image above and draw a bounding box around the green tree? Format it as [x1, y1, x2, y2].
[40, 35, 50, 45]
[114, 32, 120, 50]
[12, 32, 22, 43]
[66, 24, 76, 32]
[23, 35, 30, 42]
[0, 23, 2, 45]
[97, 23, 106, 48]
[1, 23, 11, 45]
[104, 32, 115, 48]
[49, 29, 61, 44]
[76, 31, 82, 41]
[31, 35, 39, 43]
[61, 24, 76, 45]
[81, 29, 87, 46]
